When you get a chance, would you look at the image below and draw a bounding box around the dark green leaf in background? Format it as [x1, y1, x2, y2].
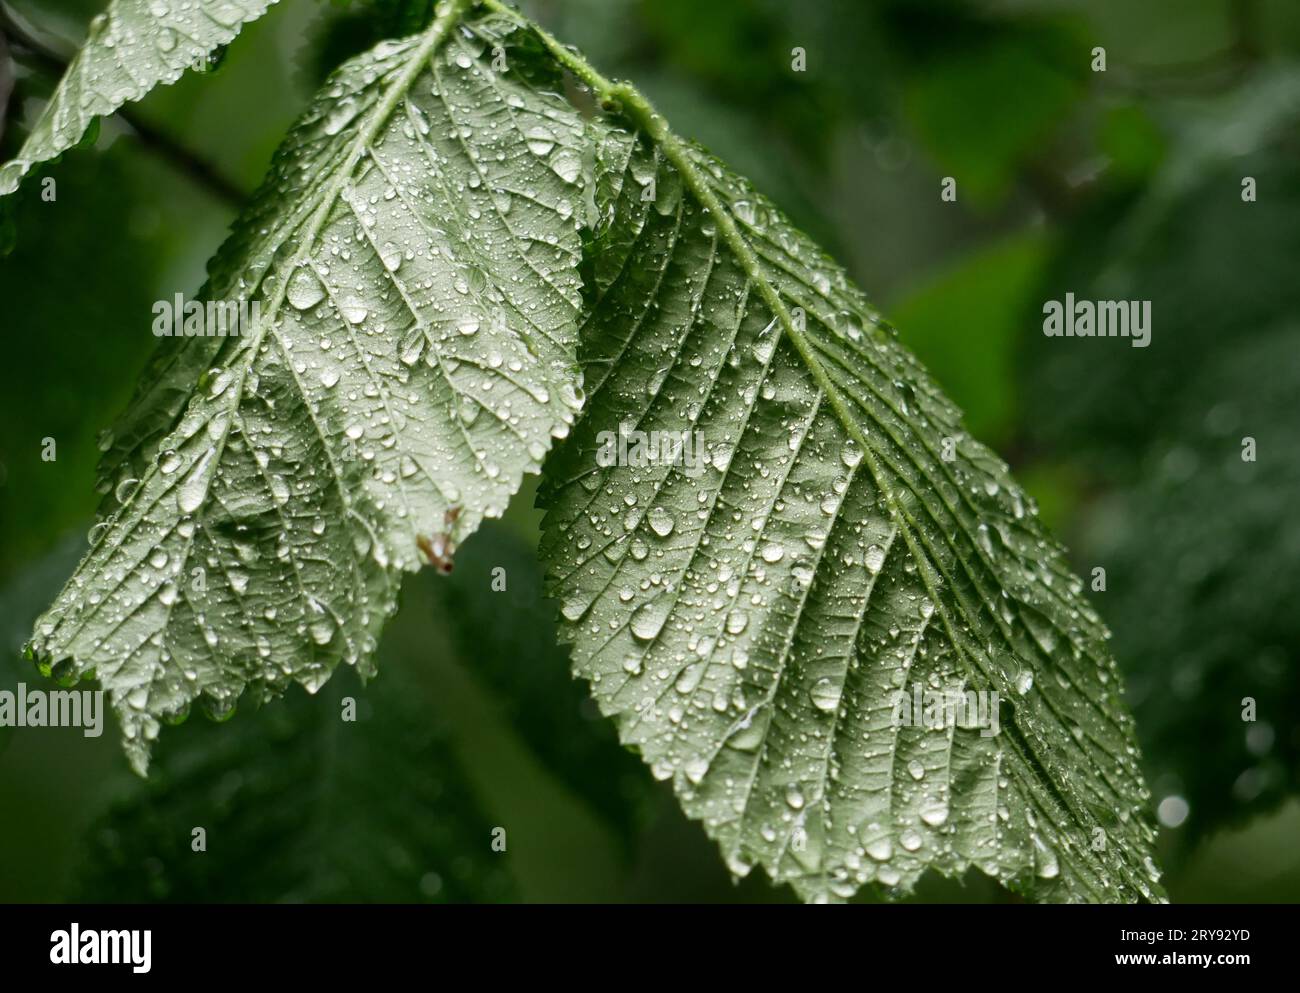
[79, 660, 515, 902]
[1090, 327, 1300, 844]
[430, 520, 656, 841]
[1023, 70, 1300, 468]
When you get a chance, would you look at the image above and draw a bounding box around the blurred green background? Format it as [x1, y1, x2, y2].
[1, 0, 1298, 903]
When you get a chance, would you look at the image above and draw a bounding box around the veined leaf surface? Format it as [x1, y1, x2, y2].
[28, 3, 588, 771]
[535, 47, 1163, 902]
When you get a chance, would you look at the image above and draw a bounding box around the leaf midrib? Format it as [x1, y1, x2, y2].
[219, 0, 470, 467]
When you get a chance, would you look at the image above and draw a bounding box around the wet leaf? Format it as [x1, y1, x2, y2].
[538, 91, 1162, 902]
[0, 0, 277, 196]
[27, 4, 587, 772]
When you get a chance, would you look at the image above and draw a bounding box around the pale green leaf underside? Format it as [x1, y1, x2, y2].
[0, 0, 276, 197]
[28, 8, 588, 772]
[539, 119, 1163, 903]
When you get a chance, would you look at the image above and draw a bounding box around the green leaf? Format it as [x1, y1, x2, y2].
[1015, 70, 1300, 842]
[78, 662, 515, 902]
[0, 0, 278, 197]
[888, 232, 1050, 443]
[27, 2, 588, 772]
[529, 21, 1162, 902]
[0, 145, 175, 577]
[1024, 69, 1300, 465]
[900, 25, 1083, 208]
[1093, 326, 1300, 842]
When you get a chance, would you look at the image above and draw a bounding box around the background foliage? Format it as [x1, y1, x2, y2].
[1, 0, 1298, 902]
